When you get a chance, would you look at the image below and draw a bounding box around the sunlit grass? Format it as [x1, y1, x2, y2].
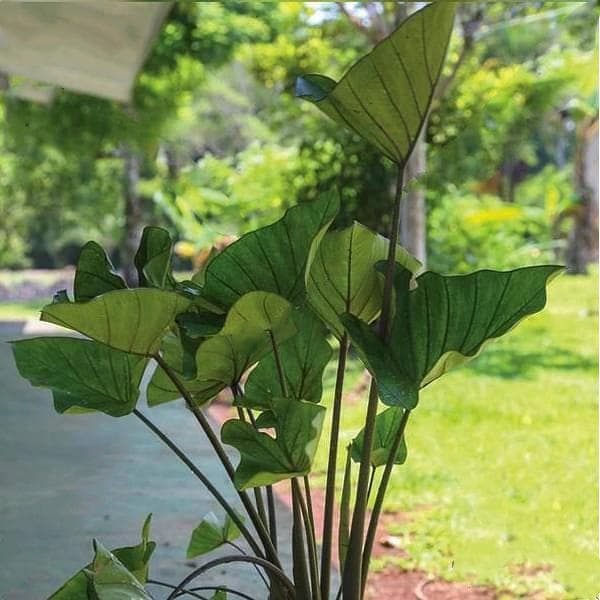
[0, 300, 42, 321]
[317, 269, 598, 598]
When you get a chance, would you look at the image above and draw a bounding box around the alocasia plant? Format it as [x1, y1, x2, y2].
[12, 3, 563, 599]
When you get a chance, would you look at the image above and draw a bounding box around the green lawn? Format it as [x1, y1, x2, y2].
[0, 300, 43, 321]
[316, 269, 598, 599]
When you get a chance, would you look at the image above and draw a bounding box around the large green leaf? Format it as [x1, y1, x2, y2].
[41, 289, 190, 356]
[342, 264, 563, 409]
[296, 2, 455, 165]
[74, 241, 126, 302]
[148, 292, 296, 407]
[242, 307, 332, 409]
[186, 512, 241, 559]
[351, 406, 407, 468]
[201, 192, 339, 309]
[307, 222, 420, 338]
[11, 337, 147, 417]
[134, 226, 175, 289]
[221, 397, 325, 490]
[48, 516, 155, 599]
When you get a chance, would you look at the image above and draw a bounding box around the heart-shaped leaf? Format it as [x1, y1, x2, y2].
[186, 512, 242, 558]
[41, 289, 190, 356]
[201, 191, 339, 310]
[134, 226, 176, 289]
[296, 2, 455, 165]
[74, 241, 126, 302]
[342, 264, 563, 409]
[148, 292, 296, 407]
[11, 337, 147, 417]
[351, 406, 407, 468]
[242, 307, 332, 409]
[307, 222, 420, 338]
[221, 397, 325, 489]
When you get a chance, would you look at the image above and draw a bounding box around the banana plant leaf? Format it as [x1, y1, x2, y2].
[134, 226, 176, 289]
[342, 264, 563, 410]
[186, 512, 242, 558]
[307, 222, 420, 338]
[201, 191, 339, 310]
[221, 397, 325, 489]
[74, 241, 126, 302]
[12, 337, 147, 417]
[296, 2, 455, 165]
[40, 289, 191, 356]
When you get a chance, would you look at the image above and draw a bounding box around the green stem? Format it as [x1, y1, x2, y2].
[361, 408, 411, 594]
[153, 353, 280, 567]
[302, 475, 321, 600]
[291, 479, 312, 599]
[227, 541, 270, 589]
[342, 167, 405, 600]
[266, 485, 278, 551]
[133, 408, 263, 559]
[319, 334, 349, 599]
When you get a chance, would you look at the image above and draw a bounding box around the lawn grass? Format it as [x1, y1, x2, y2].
[0, 300, 43, 321]
[316, 269, 598, 598]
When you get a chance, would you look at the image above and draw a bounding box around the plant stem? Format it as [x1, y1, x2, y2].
[153, 353, 280, 567]
[267, 485, 278, 551]
[319, 334, 349, 599]
[361, 408, 411, 594]
[228, 541, 270, 589]
[291, 479, 312, 599]
[302, 476, 321, 600]
[132, 408, 263, 559]
[342, 167, 405, 599]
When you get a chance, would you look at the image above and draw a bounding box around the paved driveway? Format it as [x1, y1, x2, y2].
[0, 323, 289, 599]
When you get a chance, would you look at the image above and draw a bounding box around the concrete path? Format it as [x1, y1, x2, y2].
[0, 323, 291, 599]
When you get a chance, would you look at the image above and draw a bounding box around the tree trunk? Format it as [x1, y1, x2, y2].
[122, 146, 143, 286]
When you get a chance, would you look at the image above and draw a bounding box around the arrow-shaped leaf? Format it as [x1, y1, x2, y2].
[134, 226, 176, 289]
[222, 397, 325, 490]
[186, 512, 242, 558]
[74, 241, 126, 302]
[11, 337, 147, 417]
[342, 264, 563, 409]
[307, 222, 420, 338]
[41, 289, 190, 356]
[202, 191, 339, 309]
[296, 2, 455, 165]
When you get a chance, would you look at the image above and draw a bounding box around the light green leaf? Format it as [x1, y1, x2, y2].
[134, 226, 175, 289]
[296, 2, 455, 164]
[351, 406, 407, 468]
[342, 264, 564, 409]
[243, 307, 332, 409]
[221, 397, 325, 490]
[201, 192, 339, 309]
[74, 241, 126, 302]
[149, 292, 296, 407]
[307, 222, 420, 338]
[41, 289, 191, 356]
[186, 512, 242, 559]
[111, 514, 156, 584]
[48, 570, 89, 599]
[211, 591, 227, 600]
[11, 337, 147, 417]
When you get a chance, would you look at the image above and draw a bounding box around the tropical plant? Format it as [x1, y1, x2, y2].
[12, 4, 563, 599]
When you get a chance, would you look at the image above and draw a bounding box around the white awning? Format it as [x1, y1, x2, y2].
[0, 2, 171, 103]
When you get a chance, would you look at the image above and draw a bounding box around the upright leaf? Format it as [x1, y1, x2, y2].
[296, 2, 455, 165]
[221, 397, 325, 489]
[41, 289, 190, 356]
[74, 241, 126, 302]
[307, 222, 420, 338]
[342, 264, 563, 409]
[201, 192, 339, 309]
[243, 307, 332, 409]
[186, 512, 241, 559]
[12, 337, 147, 417]
[351, 406, 407, 468]
[134, 226, 175, 289]
[111, 514, 156, 584]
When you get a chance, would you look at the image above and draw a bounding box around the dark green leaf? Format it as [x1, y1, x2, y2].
[342, 264, 564, 409]
[186, 512, 242, 558]
[74, 241, 126, 302]
[351, 406, 407, 468]
[11, 337, 147, 417]
[134, 226, 175, 289]
[307, 222, 420, 338]
[243, 307, 332, 409]
[296, 2, 455, 164]
[221, 397, 325, 489]
[41, 289, 191, 356]
[201, 192, 339, 309]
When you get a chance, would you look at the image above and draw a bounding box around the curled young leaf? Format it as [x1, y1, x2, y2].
[296, 2, 455, 165]
[134, 226, 176, 289]
[74, 241, 126, 302]
[186, 512, 242, 559]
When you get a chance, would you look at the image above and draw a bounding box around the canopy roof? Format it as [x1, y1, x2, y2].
[0, 2, 171, 103]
